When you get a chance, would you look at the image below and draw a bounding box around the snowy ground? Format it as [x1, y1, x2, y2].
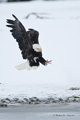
[0, 0, 80, 103]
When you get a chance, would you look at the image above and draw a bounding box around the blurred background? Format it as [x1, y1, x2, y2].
[0, 0, 79, 3]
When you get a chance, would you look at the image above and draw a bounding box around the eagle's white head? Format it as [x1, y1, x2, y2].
[33, 44, 42, 52]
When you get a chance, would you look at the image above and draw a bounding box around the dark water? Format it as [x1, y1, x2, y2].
[0, 103, 80, 120]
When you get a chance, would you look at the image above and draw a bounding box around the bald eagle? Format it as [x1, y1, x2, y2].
[6, 14, 51, 70]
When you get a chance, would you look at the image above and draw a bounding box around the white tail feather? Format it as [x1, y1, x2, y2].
[15, 61, 31, 70]
[15, 60, 39, 70]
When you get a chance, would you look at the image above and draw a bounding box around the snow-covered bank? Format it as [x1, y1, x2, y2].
[0, 94, 80, 107]
[0, 0, 80, 101]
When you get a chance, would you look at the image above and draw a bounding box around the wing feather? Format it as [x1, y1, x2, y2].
[27, 29, 39, 44]
[6, 14, 32, 59]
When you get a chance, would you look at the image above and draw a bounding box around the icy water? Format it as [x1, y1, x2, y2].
[0, 103, 80, 120]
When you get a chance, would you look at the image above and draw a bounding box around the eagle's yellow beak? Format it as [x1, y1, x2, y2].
[39, 48, 42, 52]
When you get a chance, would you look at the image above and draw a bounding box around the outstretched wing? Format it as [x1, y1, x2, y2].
[27, 29, 39, 44]
[6, 14, 32, 59]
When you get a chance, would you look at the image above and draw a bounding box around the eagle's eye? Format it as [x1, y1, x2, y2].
[33, 44, 42, 52]
[35, 48, 42, 52]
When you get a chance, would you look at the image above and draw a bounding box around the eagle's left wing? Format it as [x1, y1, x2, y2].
[6, 14, 32, 59]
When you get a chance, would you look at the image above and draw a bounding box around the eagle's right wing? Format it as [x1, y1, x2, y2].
[6, 14, 32, 59]
[27, 29, 39, 44]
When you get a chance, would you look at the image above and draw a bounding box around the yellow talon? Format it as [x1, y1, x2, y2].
[45, 60, 52, 64]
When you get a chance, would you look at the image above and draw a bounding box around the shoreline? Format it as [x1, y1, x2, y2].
[0, 96, 80, 107]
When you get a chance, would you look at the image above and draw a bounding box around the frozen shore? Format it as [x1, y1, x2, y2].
[0, 95, 80, 107]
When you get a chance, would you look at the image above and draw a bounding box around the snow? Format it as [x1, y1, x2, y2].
[0, 0, 80, 100]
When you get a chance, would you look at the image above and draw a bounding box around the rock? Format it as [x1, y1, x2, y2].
[0, 103, 7, 107]
[1, 99, 6, 103]
[75, 98, 80, 102]
[44, 100, 50, 104]
[5, 98, 11, 102]
[69, 97, 76, 102]
[29, 97, 40, 104]
[30, 97, 39, 102]
[72, 96, 80, 98]
[64, 97, 70, 103]
[58, 98, 63, 102]
[13, 98, 19, 102]
[24, 98, 28, 102]
[69, 87, 80, 90]
[34, 101, 40, 104]
[44, 98, 57, 104]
